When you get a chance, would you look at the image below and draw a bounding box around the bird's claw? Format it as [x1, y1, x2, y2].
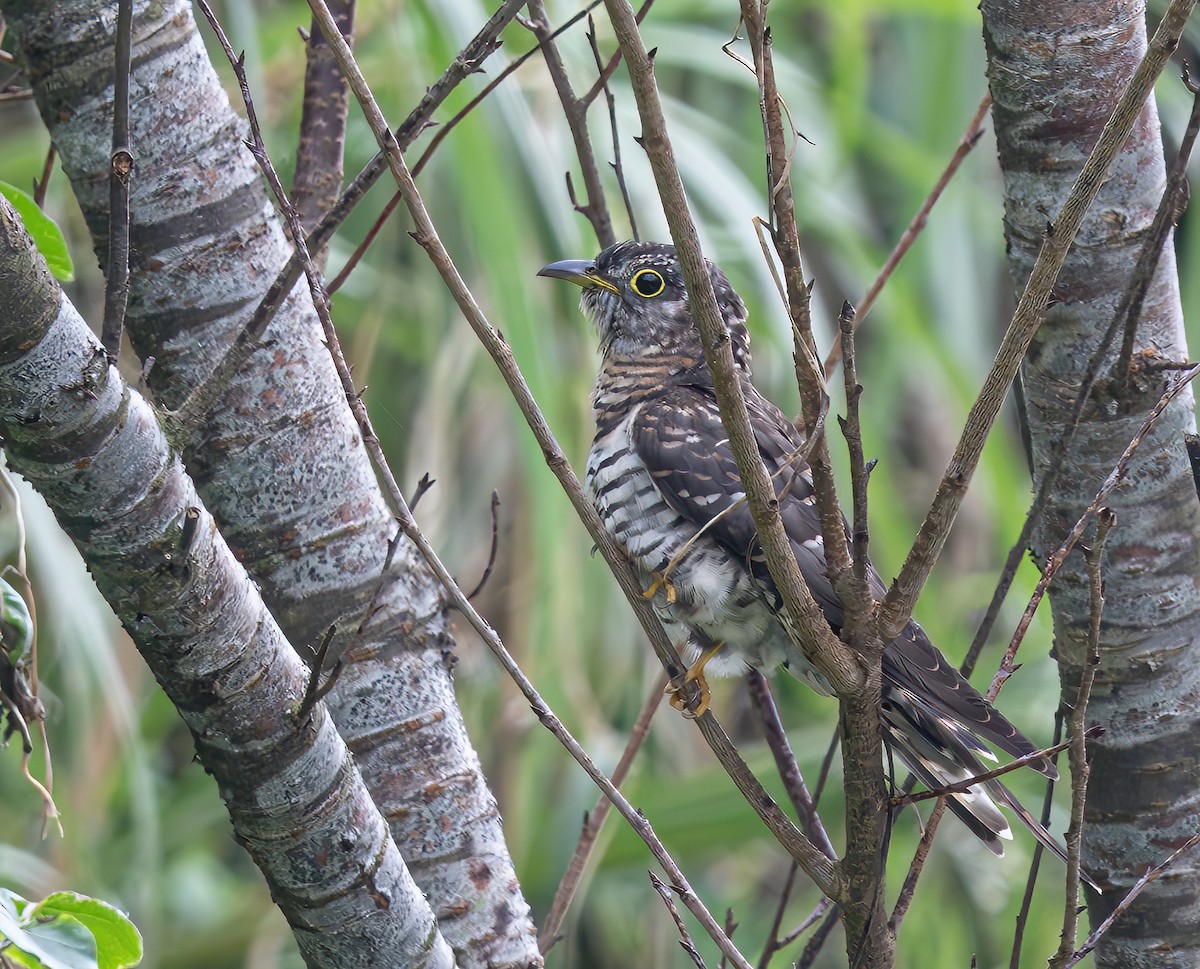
[665, 642, 723, 718]
[666, 671, 710, 718]
[643, 570, 677, 604]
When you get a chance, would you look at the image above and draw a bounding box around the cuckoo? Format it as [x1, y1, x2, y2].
[540, 240, 1079, 867]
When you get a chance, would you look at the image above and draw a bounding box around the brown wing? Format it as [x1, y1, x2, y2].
[633, 382, 1055, 776]
[631, 384, 844, 624]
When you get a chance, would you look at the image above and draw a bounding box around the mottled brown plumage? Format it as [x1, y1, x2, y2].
[541, 241, 1070, 864]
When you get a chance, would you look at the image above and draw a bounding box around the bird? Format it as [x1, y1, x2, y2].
[539, 239, 1080, 868]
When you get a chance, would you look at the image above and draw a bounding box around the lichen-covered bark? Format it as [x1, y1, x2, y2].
[1, 2, 539, 965]
[0, 195, 457, 969]
[982, 2, 1200, 965]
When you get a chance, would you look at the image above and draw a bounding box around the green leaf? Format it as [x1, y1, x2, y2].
[0, 575, 34, 663]
[29, 895, 142, 969]
[0, 181, 75, 282]
[15, 916, 99, 969]
[0, 888, 96, 969]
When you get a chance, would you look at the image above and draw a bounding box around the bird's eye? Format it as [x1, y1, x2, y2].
[630, 268, 666, 298]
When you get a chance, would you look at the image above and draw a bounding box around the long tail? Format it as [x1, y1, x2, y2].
[883, 684, 1101, 892]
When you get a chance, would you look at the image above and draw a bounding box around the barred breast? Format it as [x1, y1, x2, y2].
[587, 386, 807, 682]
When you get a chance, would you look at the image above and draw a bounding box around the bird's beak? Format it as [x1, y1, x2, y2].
[537, 258, 620, 294]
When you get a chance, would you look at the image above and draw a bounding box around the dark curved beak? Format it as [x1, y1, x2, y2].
[537, 258, 619, 294]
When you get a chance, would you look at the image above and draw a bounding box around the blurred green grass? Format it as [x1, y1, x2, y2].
[3, 0, 1194, 966]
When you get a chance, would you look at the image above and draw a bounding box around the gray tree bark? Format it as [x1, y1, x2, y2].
[0, 194, 457, 969]
[0, 1, 540, 966]
[982, 1, 1200, 965]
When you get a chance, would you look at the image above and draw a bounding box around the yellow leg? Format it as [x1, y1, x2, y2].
[667, 641, 724, 718]
[643, 569, 677, 604]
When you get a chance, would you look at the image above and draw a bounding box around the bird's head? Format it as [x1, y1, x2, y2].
[539, 241, 750, 367]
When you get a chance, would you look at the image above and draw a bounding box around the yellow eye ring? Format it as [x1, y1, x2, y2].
[630, 268, 666, 298]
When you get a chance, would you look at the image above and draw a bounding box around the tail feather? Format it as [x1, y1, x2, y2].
[883, 684, 1100, 891]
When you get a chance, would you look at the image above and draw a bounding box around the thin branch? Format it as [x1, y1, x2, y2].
[746, 670, 837, 859]
[291, 0, 354, 250]
[888, 799, 948, 931]
[796, 905, 841, 969]
[880, 0, 1198, 641]
[893, 728, 1099, 806]
[100, 0, 133, 360]
[986, 365, 1200, 703]
[172, 0, 528, 430]
[32, 144, 56, 209]
[960, 68, 1200, 680]
[326, 0, 613, 294]
[464, 490, 501, 600]
[837, 301, 869, 585]
[540, 672, 667, 954]
[649, 871, 710, 969]
[587, 13, 640, 240]
[524, 0, 615, 246]
[823, 93, 991, 379]
[326, 189, 401, 294]
[1009, 711, 1064, 969]
[777, 896, 835, 950]
[1048, 508, 1111, 969]
[1115, 65, 1200, 391]
[307, 0, 840, 907]
[756, 862, 799, 969]
[1063, 832, 1200, 968]
[412, 0, 605, 178]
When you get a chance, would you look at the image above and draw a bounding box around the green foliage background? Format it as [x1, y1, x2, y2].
[2, 1, 1197, 966]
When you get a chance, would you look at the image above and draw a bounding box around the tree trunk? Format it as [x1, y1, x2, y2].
[0, 194, 457, 969]
[982, 1, 1200, 965]
[1, 1, 539, 965]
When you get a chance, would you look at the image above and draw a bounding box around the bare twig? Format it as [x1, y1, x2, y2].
[986, 366, 1200, 703]
[746, 670, 837, 859]
[307, 0, 839, 909]
[823, 93, 991, 378]
[31, 144, 56, 209]
[291, 0, 354, 252]
[796, 905, 841, 969]
[1009, 710, 1064, 969]
[298, 624, 339, 719]
[961, 69, 1200, 681]
[540, 672, 667, 954]
[837, 301, 869, 585]
[464, 490, 501, 600]
[649, 871, 709, 969]
[587, 13, 639, 240]
[757, 862, 799, 969]
[173, 0, 528, 430]
[1115, 66, 1200, 390]
[889, 799, 948, 931]
[524, 0, 615, 245]
[893, 731, 1094, 807]
[328, 0, 613, 295]
[1063, 831, 1200, 967]
[1048, 509, 1111, 969]
[412, 0, 605, 178]
[880, 0, 1198, 642]
[777, 895, 835, 950]
[100, 0, 133, 359]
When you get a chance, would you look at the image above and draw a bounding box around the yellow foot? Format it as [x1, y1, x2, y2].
[666, 641, 724, 718]
[643, 570, 677, 604]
